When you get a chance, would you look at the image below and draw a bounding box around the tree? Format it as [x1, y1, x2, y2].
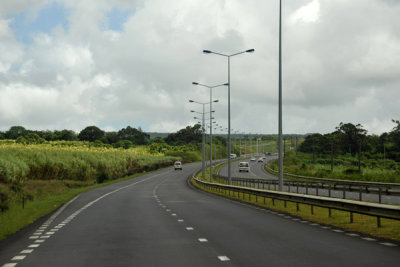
[165, 124, 202, 145]
[53, 130, 78, 141]
[335, 122, 367, 173]
[117, 126, 150, 145]
[78, 126, 105, 142]
[5, 126, 27, 139]
[335, 122, 367, 156]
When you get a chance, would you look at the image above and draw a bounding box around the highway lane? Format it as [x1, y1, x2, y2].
[218, 157, 400, 204]
[1, 162, 399, 266]
[218, 156, 277, 180]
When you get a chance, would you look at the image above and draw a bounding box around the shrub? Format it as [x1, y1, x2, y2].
[96, 171, 109, 184]
[344, 167, 359, 175]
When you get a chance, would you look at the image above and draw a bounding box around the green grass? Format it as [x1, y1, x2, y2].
[267, 152, 400, 183]
[192, 175, 400, 241]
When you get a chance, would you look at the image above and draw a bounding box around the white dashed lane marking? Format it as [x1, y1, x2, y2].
[3, 263, 18, 267]
[186, 227, 194, 231]
[20, 249, 34, 254]
[346, 233, 359, 237]
[198, 238, 208, 242]
[380, 242, 397, 247]
[29, 244, 40, 248]
[362, 237, 376, 241]
[178, 219, 184, 222]
[11, 255, 26, 261]
[218, 256, 230, 261]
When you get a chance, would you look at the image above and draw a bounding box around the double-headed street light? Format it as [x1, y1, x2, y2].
[189, 99, 218, 179]
[192, 82, 228, 183]
[203, 48, 255, 185]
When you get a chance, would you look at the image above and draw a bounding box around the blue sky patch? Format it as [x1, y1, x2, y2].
[106, 8, 133, 32]
[8, 2, 69, 44]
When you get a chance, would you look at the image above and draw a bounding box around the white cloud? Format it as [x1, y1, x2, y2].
[0, 0, 399, 135]
[289, 0, 320, 24]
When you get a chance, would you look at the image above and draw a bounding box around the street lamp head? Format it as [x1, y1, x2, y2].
[190, 110, 195, 112]
[224, 83, 229, 86]
[203, 50, 212, 54]
[246, 49, 255, 53]
[189, 100, 194, 102]
[192, 82, 199, 85]
[213, 100, 219, 103]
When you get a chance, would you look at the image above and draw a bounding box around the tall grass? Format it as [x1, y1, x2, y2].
[0, 141, 176, 184]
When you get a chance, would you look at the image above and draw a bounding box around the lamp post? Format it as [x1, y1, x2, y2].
[190, 100, 217, 179]
[192, 82, 227, 183]
[278, 0, 283, 191]
[203, 48, 255, 185]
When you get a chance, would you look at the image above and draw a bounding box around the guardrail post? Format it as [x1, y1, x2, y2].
[272, 198, 275, 206]
[306, 183, 308, 194]
[377, 216, 381, 227]
[311, 205, 314, 215]
[328, 184, 331, 197]
[316, 184, 319, 196]
[378, 188, 382, 203]
[350, 212, 353, 223]
[256, 194, 258, 203]
[328, 208, 332, 217]
[297, 183, 299, 193]
[359, 187, 362, 201]
[296, 202, 299, 211]
[288, 183, 291, 192]
[263, 196, 266, 204]
[343, 186, 346, 199]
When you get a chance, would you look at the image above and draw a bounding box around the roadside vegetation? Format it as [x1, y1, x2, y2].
[268, 121, 400, 183]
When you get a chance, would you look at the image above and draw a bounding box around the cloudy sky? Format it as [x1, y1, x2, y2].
[0, 0, 399, 135]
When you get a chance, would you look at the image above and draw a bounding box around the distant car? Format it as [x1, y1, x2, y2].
[230, 154, 237, 159]
[250, 157, 256, 162]
[174, 161, 182, 170]
[258, 157, 264, 162]
[238, 162, 250, 172]
[267, 152, 271, 155]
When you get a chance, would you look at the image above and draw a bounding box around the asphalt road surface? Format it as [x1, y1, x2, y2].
[1, 162, 399, 266]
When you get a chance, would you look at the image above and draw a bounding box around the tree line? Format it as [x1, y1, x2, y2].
[299, 120, 400, 164]
[0, 124, 206, 149]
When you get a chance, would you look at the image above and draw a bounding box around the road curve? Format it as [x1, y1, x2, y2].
[1, 163, 399, 266]
[218, 156, 277, 180]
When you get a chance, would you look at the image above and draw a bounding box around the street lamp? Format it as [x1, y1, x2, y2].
[189, 100, 218, 179]
[203, 48, 255, 185]
[192, 82, 228, 183]
[278, 0, 283, 191]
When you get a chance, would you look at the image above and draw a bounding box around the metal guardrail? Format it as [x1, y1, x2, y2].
[192, 174, 400, 227]
[262, 165, 400, 203]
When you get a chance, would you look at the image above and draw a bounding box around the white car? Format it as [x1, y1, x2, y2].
[250, 157, 256, 162]
[238, 162, 250, 172]
[258, 157, 264, 162]
[174, 161, 182, 170]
